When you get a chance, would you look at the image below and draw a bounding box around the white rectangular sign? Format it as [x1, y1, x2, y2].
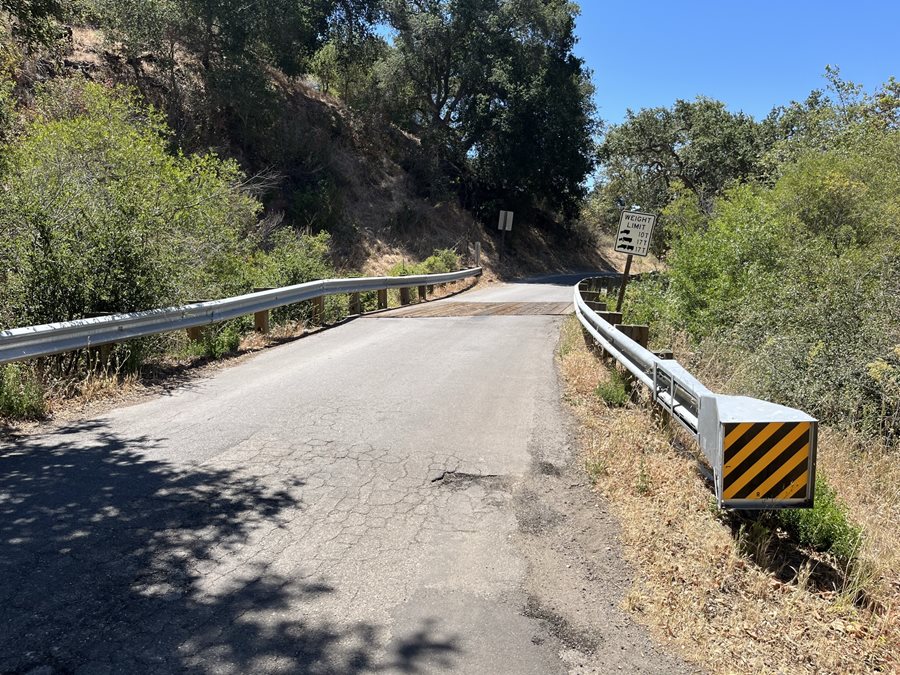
[498, 210, 514, 232]
[615, 211, 656, 257]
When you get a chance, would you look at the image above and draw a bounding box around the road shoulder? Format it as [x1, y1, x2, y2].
[508, 329, 696, 673]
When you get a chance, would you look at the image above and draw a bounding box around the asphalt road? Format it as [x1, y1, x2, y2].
[0, 277, 691, 674]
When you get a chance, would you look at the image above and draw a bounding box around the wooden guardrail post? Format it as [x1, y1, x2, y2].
[97, 342, 115, 372]
[349, 292, 362, 316]
[585, 293, 606, 313]
[597, 311, 623, 325]
[377, 289, 388, 310]
[310, 296, 325, 325]
[186, 300, 212, 342]
[400, 287, 411, 306]
[252, 288, 272, 333]
[614, 324, 650, 399]
[615, 324, 649, 348]
[418, 285, 427, 302]
[84, 313, 115, 367]
[593, 311, 623, 361]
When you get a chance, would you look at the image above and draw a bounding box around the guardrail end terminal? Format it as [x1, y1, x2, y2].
[575, 277, 818, 511]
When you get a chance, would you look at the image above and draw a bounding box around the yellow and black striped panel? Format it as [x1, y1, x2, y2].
[722, 422, 811, 501]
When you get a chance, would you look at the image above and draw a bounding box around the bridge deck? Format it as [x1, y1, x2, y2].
[371, 301, 573, 318]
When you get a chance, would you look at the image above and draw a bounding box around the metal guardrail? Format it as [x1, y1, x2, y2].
[574, 278, 817, 510]
[0, 267, 482, 365]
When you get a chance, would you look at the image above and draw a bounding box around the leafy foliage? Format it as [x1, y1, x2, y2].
[1, 0, 65, 48]
[389, 248, 460, 276]
[0, 79, 260, 327]
[595, 370, 629, 407]
[624, 75, 900, 439]
[186, 320, 244, 360]
[381, 0, 597, 222]
[0, 363, 46, 419]
[777, 476, 862, 563]
[593, 97, 769, 245]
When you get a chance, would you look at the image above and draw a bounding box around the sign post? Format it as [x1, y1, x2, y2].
[498, 210, 514, 260]
[614, 210, 657, 312]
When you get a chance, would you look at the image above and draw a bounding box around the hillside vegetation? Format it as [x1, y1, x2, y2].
[581, 70, 900, 672]
[592, 70, 900, 441]
[0, 0, 603, 418]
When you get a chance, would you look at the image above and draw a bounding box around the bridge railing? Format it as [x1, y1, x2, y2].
[0, 267, 483, 366]
[574, 278, 817, 511]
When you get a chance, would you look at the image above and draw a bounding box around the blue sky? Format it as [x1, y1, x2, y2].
[573, 1, 900, 126]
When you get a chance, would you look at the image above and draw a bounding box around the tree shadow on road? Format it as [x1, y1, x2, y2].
[0, 421, 458, 674]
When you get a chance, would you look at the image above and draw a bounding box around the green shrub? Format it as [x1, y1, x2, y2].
[389, 249, 460, 278]
[584, 456, 608, 482]
[0, 363, 46, 419]
[626, 131, 900, 439]
[777, 476, 863, 563]
[389, 260, 421, 276]
[254, 230, 336, 325]
[259, 230, 335, 287]
[420, 248, 460, 274]
[595, 370, 629, 407]
[324, 294, 348, 324]
[188, 321, 244, 360]
[0, 78, 260, 331]
[622, 275, 676, 349]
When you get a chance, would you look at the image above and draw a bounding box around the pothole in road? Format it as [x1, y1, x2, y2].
[524, 595, 600, 654]
[430, 471, 506, 491]
[536, 461, 562, 476]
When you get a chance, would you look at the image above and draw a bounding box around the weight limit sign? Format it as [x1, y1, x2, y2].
[615, 211, 657, 257]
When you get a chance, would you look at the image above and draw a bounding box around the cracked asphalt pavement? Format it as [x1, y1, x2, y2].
[0, 278, 693, 674]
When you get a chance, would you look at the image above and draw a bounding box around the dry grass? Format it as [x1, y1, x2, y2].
[557, 316, 900, 674]
[44, 370, 142, 413]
